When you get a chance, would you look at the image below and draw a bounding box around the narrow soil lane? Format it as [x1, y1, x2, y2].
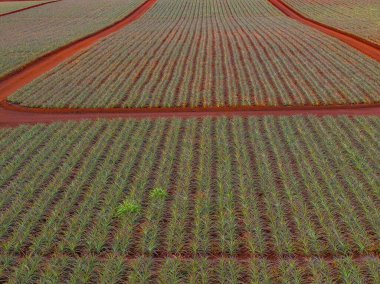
[0, 0, 60, 17]
[1, 103, 379, 127]
[269, 0, 380, 61]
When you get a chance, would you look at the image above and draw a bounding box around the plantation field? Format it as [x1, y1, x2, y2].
[8, 0, 380, 109]
[0, 0, 147, 77]
[283, 0, 380, 44]
[0, 116, 379, 282]
[0, 1, 47, 14]
[1, 255, 379, 283]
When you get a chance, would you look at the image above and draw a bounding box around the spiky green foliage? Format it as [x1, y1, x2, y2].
[284, 0, 380, 44]
[2, 255, 379, 283]
[0, 116, 379, 282]
[9, 0, 380, 108]
[0, 0, 147, 77]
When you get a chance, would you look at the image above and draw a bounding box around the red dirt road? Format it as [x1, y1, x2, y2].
[0, 0, 379, 128]
[0, 0, 60, 17]
[269, 0, 380, 61]
[1, 102, 379, 127]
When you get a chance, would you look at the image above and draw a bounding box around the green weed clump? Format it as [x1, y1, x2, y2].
[150, 187, 168, 199]
[117, 199, 140, 216]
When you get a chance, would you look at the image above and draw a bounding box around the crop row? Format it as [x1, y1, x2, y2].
[0, 116, 379, 258]
[0, 0, 147, 77]
[9, 0, 380, 108]
[0, 1, 47, 15]
[283, 0, 380, 44]
[1, 255, 379, 283]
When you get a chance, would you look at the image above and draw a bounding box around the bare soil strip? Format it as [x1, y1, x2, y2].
[0, 0, 59, 17]
[0, 0, 379, 127]
[1, 102, 379, 127]
[269, 0, 380, 61]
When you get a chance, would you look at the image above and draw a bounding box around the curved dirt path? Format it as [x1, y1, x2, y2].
[268, 0, 380, 61]
[0, 0, 60, 17]
[0, 0, 379, 127]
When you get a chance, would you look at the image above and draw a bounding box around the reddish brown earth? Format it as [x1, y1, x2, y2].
[1, 102, 379, 127]
[0, 0, 60, 17]
[0, 0, 379, 128]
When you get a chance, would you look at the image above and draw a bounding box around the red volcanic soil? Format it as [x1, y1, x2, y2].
[0, 0, 379, 128]
[269, 0, 380, 61]
[1, 101, 379, 127]
[0, 0, 60, 17]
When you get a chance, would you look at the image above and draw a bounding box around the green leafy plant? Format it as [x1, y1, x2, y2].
[150, 187, 168, 199]
[117, 199, 140, 216]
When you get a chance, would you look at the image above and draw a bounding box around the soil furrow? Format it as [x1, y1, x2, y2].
[0, 0, 60, 17]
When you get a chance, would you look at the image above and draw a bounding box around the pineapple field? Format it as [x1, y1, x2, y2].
[0, 0, 379, 282]
[0, 0, 147, 77]
[1, 116, 379, 282]
[283, 0, 380, 44]
[7, 0, 380, 109]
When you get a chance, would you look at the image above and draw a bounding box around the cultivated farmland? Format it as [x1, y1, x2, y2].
[0, 116, 379, 282]
[0, 0, 147, 77]
[283, 0, 380, 44]
[8, 0, 380, 109]
[0, 1, 48, 15]
[1, 255, 379, 283]
[0, 0, 379, 282]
